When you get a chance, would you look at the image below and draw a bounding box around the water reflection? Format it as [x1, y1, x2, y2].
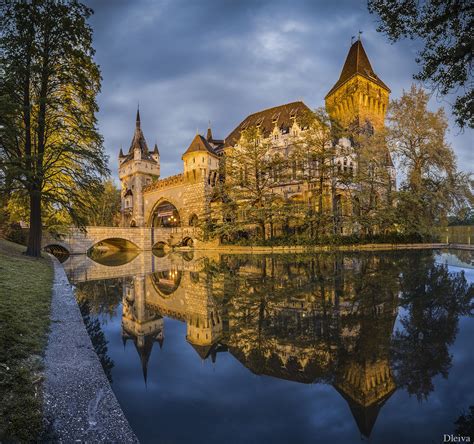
[87, 248, 140, 266]
[65, 250, 474, 443]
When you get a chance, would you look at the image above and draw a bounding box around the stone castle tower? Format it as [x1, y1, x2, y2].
[119, 109, 160, 227]
[325, 38, 390, 133]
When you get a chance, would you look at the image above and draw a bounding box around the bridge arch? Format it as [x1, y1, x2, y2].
[181, 236, 194, 248]
[88, 237, 140, 252]
[152, 241, 169, 257]
[44, 244, 70, 262]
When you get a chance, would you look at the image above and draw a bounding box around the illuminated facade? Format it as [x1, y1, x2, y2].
[119, 38, 395, 237]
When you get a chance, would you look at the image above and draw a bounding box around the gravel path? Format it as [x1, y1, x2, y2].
[43, 256, 139, 443]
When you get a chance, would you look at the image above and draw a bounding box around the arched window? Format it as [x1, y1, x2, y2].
[189, 214, 198, 227]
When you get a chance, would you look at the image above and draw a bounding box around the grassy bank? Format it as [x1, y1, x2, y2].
[0, 239, 53, 442]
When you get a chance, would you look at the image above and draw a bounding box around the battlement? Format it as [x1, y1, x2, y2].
[143, 173, 185, 193]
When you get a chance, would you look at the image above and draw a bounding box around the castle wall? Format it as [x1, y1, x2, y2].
[143, 171, 214, 228]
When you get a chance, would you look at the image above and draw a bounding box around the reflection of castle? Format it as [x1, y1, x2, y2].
[120, 254, 398, 438]
[122, 275, 164, 383]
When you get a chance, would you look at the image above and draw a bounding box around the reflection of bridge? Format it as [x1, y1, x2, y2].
[42, 226, 199, 255]
[63, 251, 219, 282]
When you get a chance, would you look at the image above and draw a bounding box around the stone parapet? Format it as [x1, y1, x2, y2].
[143, 173, 185, 193]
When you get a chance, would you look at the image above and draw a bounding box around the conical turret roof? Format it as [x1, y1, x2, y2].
[326, 39, 390, 98]
[335, 384, 395, 438]
[129, 108, 149, 155]
[119, 108, 158, 164]
[182, 134, 218, 158]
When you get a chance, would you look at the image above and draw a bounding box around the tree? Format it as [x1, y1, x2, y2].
[0, 0, 108, 256]
[293, 108, 340, 240]
[454, 406, 474, 440]
[387, 85, 473, 236]
[368, 0, 473, 129]
[223, 126, 279, 241]
[351, 127, 396, 235]
[83, 179, 121, 227]
[391, 252, 473, 400]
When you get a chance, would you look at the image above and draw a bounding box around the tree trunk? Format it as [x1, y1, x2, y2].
[26, 189, 42, 257]
[260, 220, 266, 241]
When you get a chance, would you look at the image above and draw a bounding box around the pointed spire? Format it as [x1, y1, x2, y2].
[119, 147, 124, 157]
[206, 121, 213, 141]
[142, 356, 148, 385]
[136, 106, 141, 129]
[127, 106, 150, 156]
[326, 37, 390, 98]
[153, 142, 159, 155]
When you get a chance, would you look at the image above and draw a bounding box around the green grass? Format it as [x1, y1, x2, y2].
[0, 239, 53, 442]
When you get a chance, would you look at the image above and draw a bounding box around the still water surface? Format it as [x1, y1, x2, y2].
[63, 249, 474, 444]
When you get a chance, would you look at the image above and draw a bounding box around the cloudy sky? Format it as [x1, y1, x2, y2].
[83, 0, 472, 181]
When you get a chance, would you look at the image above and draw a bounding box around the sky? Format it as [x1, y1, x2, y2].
[83, 0, 473, 181]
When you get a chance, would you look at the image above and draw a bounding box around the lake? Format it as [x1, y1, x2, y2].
[62, 248, 474, 444]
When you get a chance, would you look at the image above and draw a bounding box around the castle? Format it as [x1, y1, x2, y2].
[119, 38, 395, 237]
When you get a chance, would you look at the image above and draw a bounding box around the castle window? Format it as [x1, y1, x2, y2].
[193, 158, 195, 163]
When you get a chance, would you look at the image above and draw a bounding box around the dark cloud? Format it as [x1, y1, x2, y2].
[84, 0, 472, 180]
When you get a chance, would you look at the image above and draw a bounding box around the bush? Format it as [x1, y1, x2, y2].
[3, 223, 27, 245]
[223, 230, 437, 247]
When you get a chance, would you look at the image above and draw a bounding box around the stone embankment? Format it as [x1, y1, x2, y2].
[43, 256, 139, 443]
[192, 242, 473, 254]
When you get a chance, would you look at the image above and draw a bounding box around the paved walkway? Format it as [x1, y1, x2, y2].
[43, 257, 139, 443]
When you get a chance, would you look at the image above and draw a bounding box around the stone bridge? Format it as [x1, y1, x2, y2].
[42, 226, 199, 255]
